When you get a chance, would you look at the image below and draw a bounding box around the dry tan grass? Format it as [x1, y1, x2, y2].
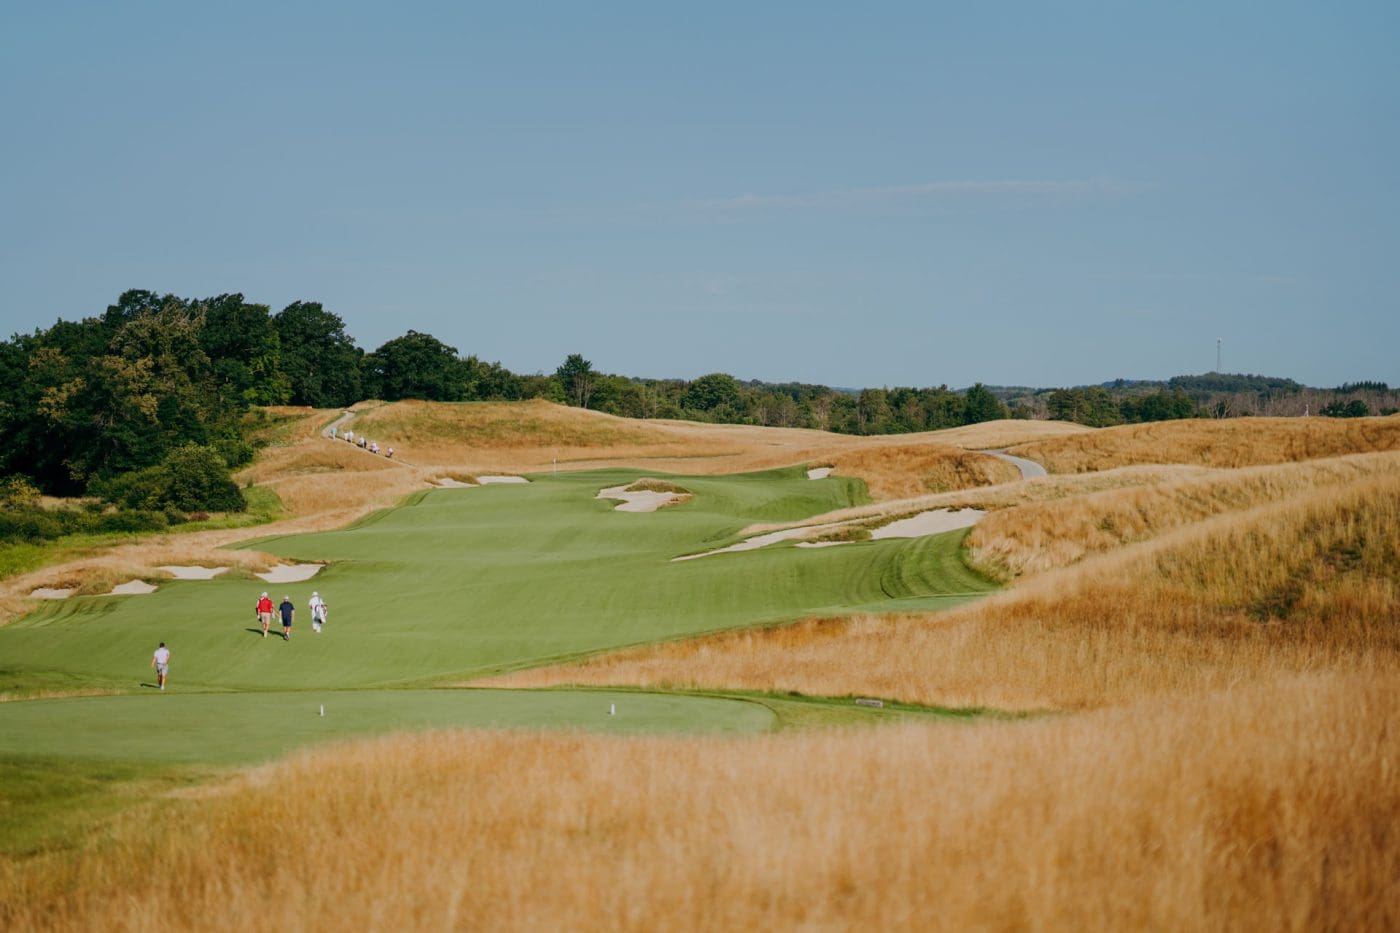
[913, 417, 1091, 449]
[488, 471, 1400, 712]
[968, 450, 1400, 581]
[739, 463, 1215, 536]
[823, 445, 1019, 499]
[4, 672, 1395, 932]
[1009, 414, 1400, 472]
[331, 400, 1034, 504]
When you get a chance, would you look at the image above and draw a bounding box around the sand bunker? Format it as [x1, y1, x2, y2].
[110, 580, 158, 595]
[870, 508, 986, 539]
[30, 587, 75, 600]
[432, 478, 476, 488]
[597, 485, 681, 512]
[477, 475, 529, 484]
[256, 563, 324, 583]
[678, 507, 986, 560]
[674, 524, 842, 561]
[806, 467, 833, 480]
[158, 565, 228, 580]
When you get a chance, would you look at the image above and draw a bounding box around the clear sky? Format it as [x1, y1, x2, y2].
[2, 2, 1396, 388]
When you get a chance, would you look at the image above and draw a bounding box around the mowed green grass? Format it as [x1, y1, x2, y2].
[1, 467, 994, 696]
[0, 466, 995, 850]
[0, 689, 776, 765]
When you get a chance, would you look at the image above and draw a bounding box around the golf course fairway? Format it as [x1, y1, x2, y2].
[1, 467, 995, 700]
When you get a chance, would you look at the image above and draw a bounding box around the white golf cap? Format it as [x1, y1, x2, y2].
[312, 591, 318, 596]
[261, 592, 268, 597]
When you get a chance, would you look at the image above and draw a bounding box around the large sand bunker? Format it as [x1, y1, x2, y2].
[110, 580, 158, 595]
[256, 564, 324, 583]
[870, 508, 986, 539]
[674, 524, 843, 561]
[159, 565, 229, 580]
[597, 485, 682, 512]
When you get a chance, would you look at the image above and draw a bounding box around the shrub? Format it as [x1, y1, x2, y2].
[0, 475, 41, 507]
[213, 436, 256, 468]
[93, 446, 246, 513]
[94, 510, 169, 534]
[162, 445, 246, 512]
[0, 507, 66, 543]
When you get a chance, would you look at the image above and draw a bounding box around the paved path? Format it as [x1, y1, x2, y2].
[322, 411, 356, 438]
[982, 449, 1048, 480]
[323, 410, 414, 466]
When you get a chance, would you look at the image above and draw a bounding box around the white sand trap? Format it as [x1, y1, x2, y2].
[433, 477, 476, 488]
[597, 485, 681, 512]
[674, 523, 842, 561]
[158, 565, 228, 580]
[30, 587, 75, 599]
[110, 580, 158, 595]
[477, 475, 529, 484]
[807, 467, 833, 480]
[870, 508, 986, 539]
[256, 563, 324, 583]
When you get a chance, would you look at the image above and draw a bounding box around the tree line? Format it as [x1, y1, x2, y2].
[5, 290, 1395, 509]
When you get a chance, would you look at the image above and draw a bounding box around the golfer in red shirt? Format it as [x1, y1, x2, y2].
[256, 592, 274, 638]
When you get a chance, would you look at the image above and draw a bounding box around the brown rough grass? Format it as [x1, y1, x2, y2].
[4, 673, 1395, 932]
[823, 445, 1019, 499]
[739, 463, 1215, 536]
[1009, 414, 1400, 473]
[968, 450, 1400, 581]
[488, 472, 1400, 712]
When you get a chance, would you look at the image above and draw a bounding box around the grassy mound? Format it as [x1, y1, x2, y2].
[1007, 414, 1400, 472]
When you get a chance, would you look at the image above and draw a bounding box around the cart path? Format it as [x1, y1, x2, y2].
[982, 449, 1047, 480]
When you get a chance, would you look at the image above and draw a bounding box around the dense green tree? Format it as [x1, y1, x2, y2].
[1047, 386, 1122, 427]
[1319, 399, 1371, 418]
[273, 302, 365, 407]
[682, 373, 741, 412]
[1122, 389, 1199, 423]
[366, 331, 467, 401]
[200, 294, 290, 406]
[962, 383, 1009, 424]
[555, 354, 597, 408]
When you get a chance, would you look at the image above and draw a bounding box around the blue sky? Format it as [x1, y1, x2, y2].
[2, 2, 1396, 388]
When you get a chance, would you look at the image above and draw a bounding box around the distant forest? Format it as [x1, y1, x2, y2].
[3, 290, 1397, 502]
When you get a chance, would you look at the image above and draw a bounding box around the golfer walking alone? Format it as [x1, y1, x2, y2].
[151, 642, 171, 690]
[279, 595, 295, 640]
[256, 592, 274, 638]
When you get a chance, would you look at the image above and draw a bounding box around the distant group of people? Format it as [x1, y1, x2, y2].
[328, 423, 393, 459]
[255, 590, 328, 640]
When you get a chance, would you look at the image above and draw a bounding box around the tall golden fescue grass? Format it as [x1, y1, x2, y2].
[823, 445, 1019, 499]
[4, 672, 1395, 931]
[1008, 414, 1400, 472]
[968, 450, 1400, 581]
[912, 417, 1091, 449]
[739, 463, 1215, 536]
[489, 472, 1400, 711]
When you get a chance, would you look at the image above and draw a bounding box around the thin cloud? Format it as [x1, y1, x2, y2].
[696, 178, 1143, 211]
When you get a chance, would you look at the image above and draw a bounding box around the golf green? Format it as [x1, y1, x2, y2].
[0, 689, 776, 765]
[2, 467, 995, 696]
